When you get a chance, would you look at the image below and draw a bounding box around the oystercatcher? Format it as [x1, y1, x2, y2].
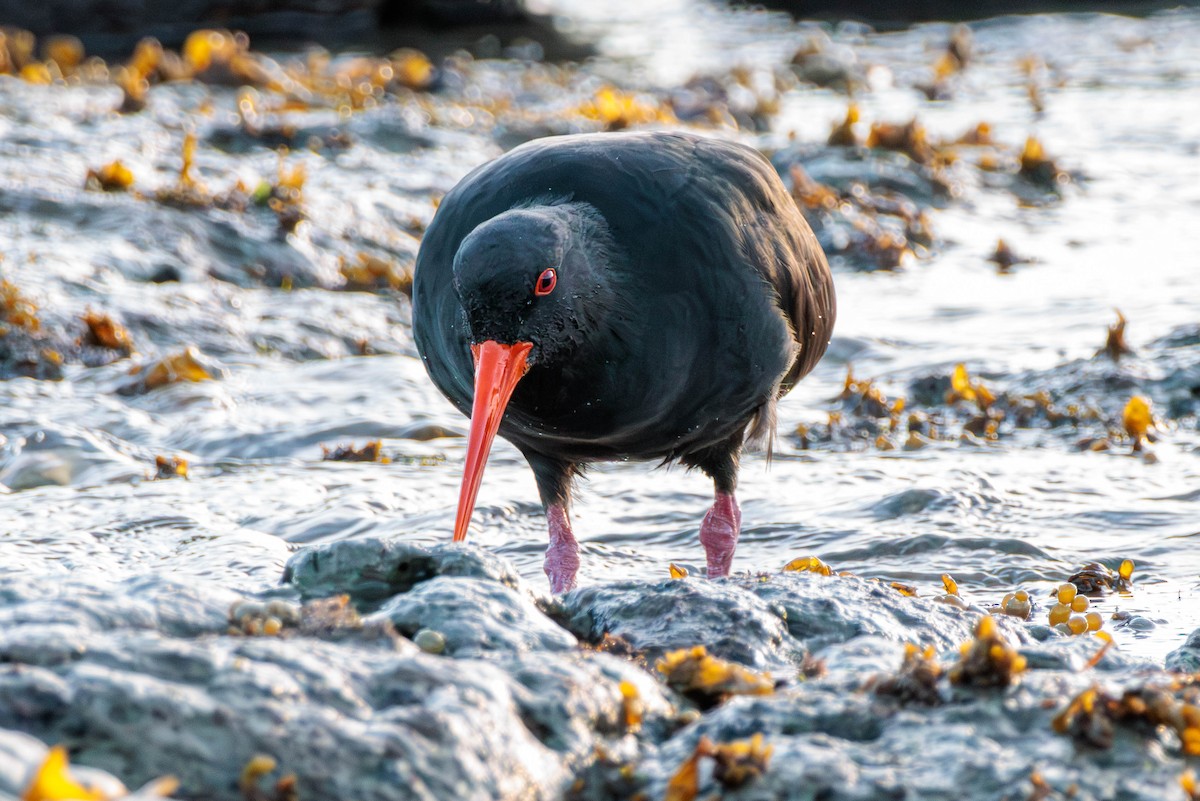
[413, 131, 835, 592]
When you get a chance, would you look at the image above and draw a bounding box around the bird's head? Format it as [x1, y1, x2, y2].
[449, 201, 619, 541]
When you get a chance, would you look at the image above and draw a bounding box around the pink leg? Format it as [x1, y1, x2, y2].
[699, 491, 741, 578]
[544, 504, 580, 594]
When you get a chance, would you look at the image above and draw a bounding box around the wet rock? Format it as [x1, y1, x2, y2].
[867, 487, 947, 518]
[283, 537, 525, 605]
[907, 372, 954, 406]
[501, 651, 675, 755]
[370, 575, 577, 656]
[0, 426, 145, 491]
[771, 145, 946, 271]
[789, 31, 864, 93]
[0, 575, 237, 643]
[744, 572, 1021, 654]
[6, 635, 557, 799]
[1018, 633, 1153, 674]
[559, 578, 793, 668]
[2, 561, 673, 801]
[0, 729, 49, 799]
[1166, 627, 1200, 673]
[1, 545, 1195, 801]
[638, 660, 1183, 801]
[560, 572, 1029, 673]
[775, 146, 951, 208]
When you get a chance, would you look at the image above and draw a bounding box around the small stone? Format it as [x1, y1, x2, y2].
[414, 628, 446, 654]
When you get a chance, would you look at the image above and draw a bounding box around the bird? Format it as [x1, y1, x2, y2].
[412, 131, 835, 593]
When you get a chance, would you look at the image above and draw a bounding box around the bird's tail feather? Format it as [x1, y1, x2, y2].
[745, 398, 777, 464]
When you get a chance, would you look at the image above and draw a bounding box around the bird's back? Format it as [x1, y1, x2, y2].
[413, 132, 835, 461]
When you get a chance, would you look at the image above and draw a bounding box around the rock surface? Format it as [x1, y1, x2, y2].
[1, 542, 1194, 801]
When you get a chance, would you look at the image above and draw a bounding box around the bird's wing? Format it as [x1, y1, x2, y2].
[687, 136, 837, 393]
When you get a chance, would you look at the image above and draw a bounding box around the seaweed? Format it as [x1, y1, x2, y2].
[1068, 560, 1135, 595]
[826, 103, 861, 147]
[1, 279, 41, 332]
[987, 238, 1034, 273]
[230, 599, 302, 636]
[84, 161, 134, 192]
[153, 455, 189, 480]
[1046, 582, 1105, 635]
[1099, 310, 1134, 363]
[870, 643, 946, 706]
[118, 347, 217, 395]
[577, 87, 675, 132]
[80, 310, 134, 354]
[655, 646, 774, 709]
[1122, 397, 1155, 451]
[947, 615, 1026, 688]
[999, 590, 1033, 620]
[1053, 675, 1200, 755]
[781, 555, 835, 576]
[21, 745, 178, 801]
[579, 632, 649, 671]
[239, 755, 298, 801]
[867, 119, 936, 166]
[1018, 136, 1066, 187]
[321, 441, 388, 463]
[338, 252, 413, 295]
[664, 734, 774, 801]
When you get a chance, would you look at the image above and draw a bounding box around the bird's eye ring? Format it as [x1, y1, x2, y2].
[534, 268, 557, 296]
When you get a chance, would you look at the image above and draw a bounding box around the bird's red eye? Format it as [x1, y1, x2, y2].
[534, 268, 557, 296]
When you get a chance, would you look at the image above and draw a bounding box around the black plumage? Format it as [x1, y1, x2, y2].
[413, 130, 835, 591]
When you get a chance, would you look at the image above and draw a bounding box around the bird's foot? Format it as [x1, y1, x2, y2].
[699, 491, 741, 578]
[544, 504, 580, 594]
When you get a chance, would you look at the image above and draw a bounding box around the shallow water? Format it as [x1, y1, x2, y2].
[1, 4, 1198, 668]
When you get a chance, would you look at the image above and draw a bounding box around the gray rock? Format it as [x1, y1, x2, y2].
[371, 576, 577, 656]
[1165, 627, 1200, 672]
[633, 666, 1183, 801]
[743, 572, 1025, 654]
[283, 537, 525, 605]
[559, 577, 793, 668]
[0, 550, 1192, 801]
[0, 625, 593, 800]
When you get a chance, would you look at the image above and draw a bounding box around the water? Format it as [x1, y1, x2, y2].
[1, 5, 1198, 664]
